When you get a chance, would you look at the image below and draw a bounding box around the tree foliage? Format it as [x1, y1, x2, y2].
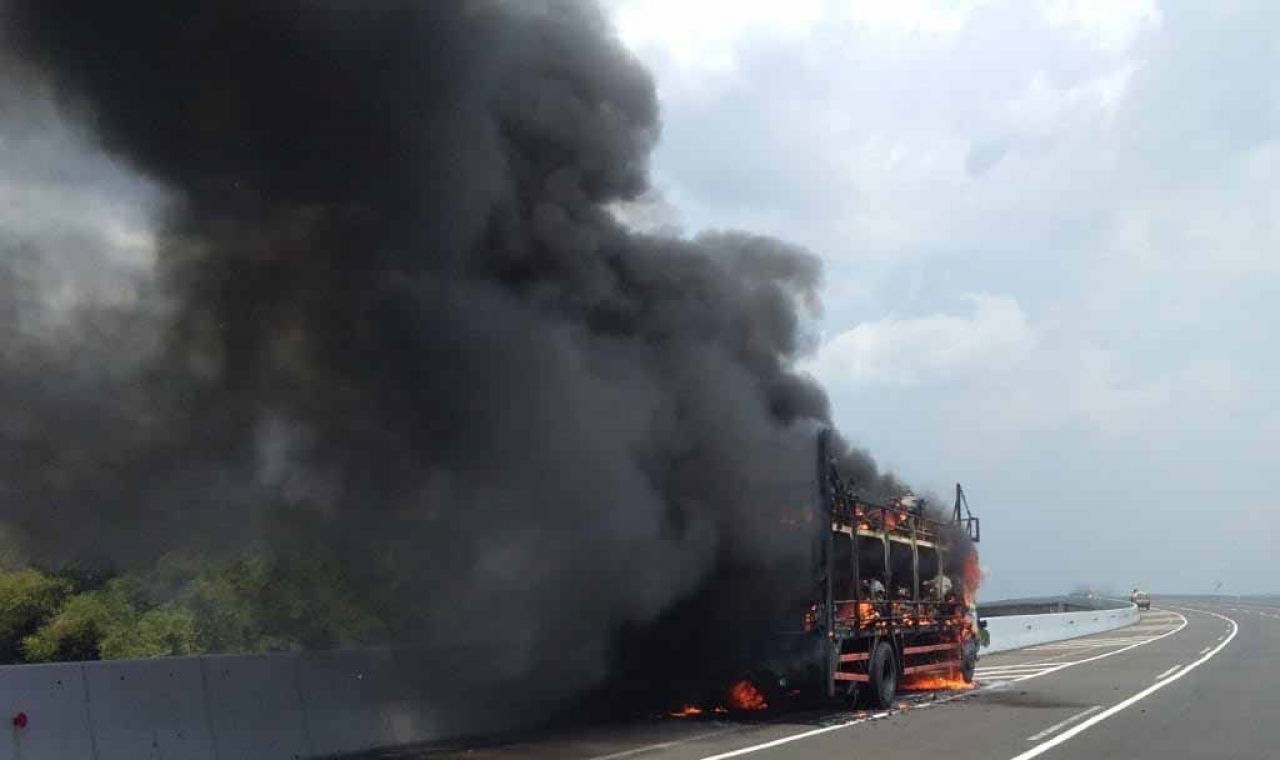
[21, 581, 133, 662]
[0, 568, 73, 661]
[1, 551, 390, 664]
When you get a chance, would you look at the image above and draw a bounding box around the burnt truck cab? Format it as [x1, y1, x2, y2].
[754, 430, 982, 708]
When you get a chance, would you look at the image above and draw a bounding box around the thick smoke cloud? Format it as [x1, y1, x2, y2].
[0, 0, 904, 724]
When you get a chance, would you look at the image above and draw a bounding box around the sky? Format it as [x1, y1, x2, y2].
[606, 0, 1280, 598]
[1, 1, 1274, 602]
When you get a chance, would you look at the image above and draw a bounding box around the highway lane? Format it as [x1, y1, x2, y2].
[1037, 603, 1271, 759]
[358, 605, 1262, 759]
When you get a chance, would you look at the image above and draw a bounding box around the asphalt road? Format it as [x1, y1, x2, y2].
[361, 602, 1276, 759]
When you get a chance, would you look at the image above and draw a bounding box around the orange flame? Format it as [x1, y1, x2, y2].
[900, 669, 975, 692]
[668, 705, 703, 717]
[803, 603, 820, 631]
[962, 550, 983, 606]
[727, 680, 768, 711]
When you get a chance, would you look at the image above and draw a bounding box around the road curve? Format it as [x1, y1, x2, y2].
[359, 602, 1274, 760]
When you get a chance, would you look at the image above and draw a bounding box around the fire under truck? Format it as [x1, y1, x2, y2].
[751, 430, 983, 708]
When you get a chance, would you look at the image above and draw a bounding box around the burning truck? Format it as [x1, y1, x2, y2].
[721, 430, 984, 709]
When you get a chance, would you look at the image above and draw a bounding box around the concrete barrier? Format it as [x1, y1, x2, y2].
[202, 654, 310, 760]
[981, 599, 1140, 654]
[0, 598, 1141, 758]
[0, 649, 440, 760]
[83, 657, 216, 760]
[0, 662, 94, 760]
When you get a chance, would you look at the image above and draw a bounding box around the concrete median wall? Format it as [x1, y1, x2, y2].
[0, 599, 1142, 758]
[980, 600, 1140, 654]
[0, 650, 438, 760]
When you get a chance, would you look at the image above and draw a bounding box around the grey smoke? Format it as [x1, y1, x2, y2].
[0, 0, 905, 724]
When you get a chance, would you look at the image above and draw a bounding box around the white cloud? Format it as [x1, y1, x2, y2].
[609, 0, 824, 75]
[806, 293, 1036, 385]
[847, 0, 990, 35]
[611, 0, 1280, 594]
[1006, 62, 1141, 131]
[1071, 347, 1173, 434]
[1073, 351, 1246, 436]
[1040, 0, 1160, 53]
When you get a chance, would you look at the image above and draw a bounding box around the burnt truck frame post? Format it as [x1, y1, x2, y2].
[810, 429, 981, 707]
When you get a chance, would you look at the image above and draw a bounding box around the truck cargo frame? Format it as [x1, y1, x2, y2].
[797, 429, 981, 705]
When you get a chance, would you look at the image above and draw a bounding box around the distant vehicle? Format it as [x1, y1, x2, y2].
[1130, 589, 1151, 611]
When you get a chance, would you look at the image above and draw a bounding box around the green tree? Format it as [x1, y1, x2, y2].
[100, 606, 202, 659]
[184, 553, 387, 653]
[21, 586, 128, 662]
[185, 556, 287, 653]
[253, 550, 388, 651]
[0, 568, 73, 663]
[21, 576, 204, 662]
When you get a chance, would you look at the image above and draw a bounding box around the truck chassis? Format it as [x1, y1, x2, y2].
[803, 430, 982, 707]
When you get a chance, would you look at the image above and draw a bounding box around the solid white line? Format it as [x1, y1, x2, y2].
[693, 709, 891, 760]
[1154, 664, 1182, 680]
[586, 726, 751, 760]
[1026, 705, 1103, 741]
[1006, 608, 1238, 760]
[998, 610, 1186, 683]
[694, 610, 1188, 760]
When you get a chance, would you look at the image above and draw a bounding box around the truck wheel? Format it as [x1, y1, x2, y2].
[961, 639, 978, 683]
[867, 641, 898, 708]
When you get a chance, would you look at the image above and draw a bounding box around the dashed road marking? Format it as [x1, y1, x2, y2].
[695, 610, 1188, 759]
[1006, 607, 1239, 760]
[1154, 664, 1182, 680]
[976, 664, 1064, 685]
[977, 611, 1186, 686]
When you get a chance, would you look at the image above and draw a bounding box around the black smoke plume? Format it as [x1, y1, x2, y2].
[1, 0, 903, 729]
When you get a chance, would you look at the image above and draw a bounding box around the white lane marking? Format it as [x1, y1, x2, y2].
[586, 725, 757, 760]
[979, 670, 1057, 685]
[977, 664, 1061, 673]
[1021, 634, 1173, 652]
[978, 610, 1186, 686]
[1198, 646, 1212, 655]
[994, 610, 1186, 682]
[695, 610, 1188, 760]
[1154, 664, 1182, 680]
[1007, 607, 1238, 760]
[1026, 705, 1103, 741]
[693, 709, 892, 760]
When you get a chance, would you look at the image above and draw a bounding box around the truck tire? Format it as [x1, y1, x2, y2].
[961, 639, 979, 683]
[867, 641, 898, 708]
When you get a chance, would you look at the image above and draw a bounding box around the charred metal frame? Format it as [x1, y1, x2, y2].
[814, 429, 980, 697]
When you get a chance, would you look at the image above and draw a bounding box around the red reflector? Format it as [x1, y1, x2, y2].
[12, 712, 27, 729]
